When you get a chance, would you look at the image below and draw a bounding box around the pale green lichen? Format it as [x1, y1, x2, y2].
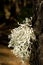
[8, 17, 36, 62]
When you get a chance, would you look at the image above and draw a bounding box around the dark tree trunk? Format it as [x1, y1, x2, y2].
[30, 0, 43, 65]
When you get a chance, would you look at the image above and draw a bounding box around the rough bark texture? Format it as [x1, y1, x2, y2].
[31, 0, 43, 65]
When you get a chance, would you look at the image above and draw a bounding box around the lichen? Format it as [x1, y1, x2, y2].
[8, 18, 36, 62]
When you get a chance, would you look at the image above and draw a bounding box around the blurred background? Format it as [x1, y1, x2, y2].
[0, 0, 43, 65]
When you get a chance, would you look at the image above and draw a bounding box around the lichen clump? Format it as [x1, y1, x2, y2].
[8, 18, 36, 61]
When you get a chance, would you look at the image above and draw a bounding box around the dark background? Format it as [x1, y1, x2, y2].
[0, 0, 43, 65]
